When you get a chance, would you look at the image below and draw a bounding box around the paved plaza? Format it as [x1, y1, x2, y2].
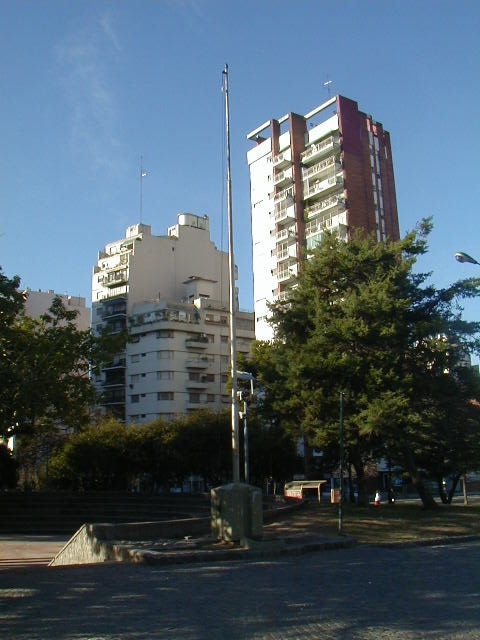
[1, 540, 479, 639]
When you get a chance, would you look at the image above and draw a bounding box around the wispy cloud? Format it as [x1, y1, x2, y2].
[54, 13, 124, 176]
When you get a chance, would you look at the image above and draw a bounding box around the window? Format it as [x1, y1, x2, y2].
[221, 335, 228, 344]
[189, 372, 201, 381]
[188, 392, 201, 404]
[157, 350, 174, 360]
[158, 392, 174, 401]
[156, 330, 173, 339]
[131, 374, 140, 383]
[206, 394, 215, 403]
[131, 354, 140, 363]
[131, 395, 140, 403]
[157, 371, 174, 380]
[204, 373, 215, 382]
[130, 335, 140, 343]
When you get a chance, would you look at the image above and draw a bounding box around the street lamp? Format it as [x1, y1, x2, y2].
[453, 250, 478, 505]
[455, 252, 480, 265]
[237, 370, 255, 484]
[338, 391, 344, 535]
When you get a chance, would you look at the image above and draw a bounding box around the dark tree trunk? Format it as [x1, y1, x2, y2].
[351, 458, 369, 507]
[348, 463, 356, 504]
[403, 449, 437, 509]
[436, 477, 449, 504]
[447, 473, 463, 504]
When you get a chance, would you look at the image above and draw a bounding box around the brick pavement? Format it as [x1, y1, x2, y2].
[1, 540, 479, 639]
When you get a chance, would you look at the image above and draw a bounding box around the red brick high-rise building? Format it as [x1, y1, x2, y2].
[247, 95, 400, 340]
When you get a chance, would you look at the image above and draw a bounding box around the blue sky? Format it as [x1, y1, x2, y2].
[2, 1, 480, 329]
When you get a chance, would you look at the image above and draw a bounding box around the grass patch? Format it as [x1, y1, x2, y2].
[278, 500, 480, 545]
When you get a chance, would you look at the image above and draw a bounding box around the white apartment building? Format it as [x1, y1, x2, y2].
[247, 95, 399, 340]
[24, 290, 90, 330]
[91, 213, 254, 423]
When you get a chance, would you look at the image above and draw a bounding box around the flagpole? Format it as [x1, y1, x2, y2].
[223, 63, 240, 483]
[140, 155, 145, 223]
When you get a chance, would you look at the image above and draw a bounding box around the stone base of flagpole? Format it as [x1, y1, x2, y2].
[210, 483, 263, 544]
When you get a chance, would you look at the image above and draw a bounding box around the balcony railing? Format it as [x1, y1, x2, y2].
[273, 167, 293, 187]
[303, 176, 343, 200]
[185, 334, 209, 348]
[102, 270, 128, 288]
[275, 264, 298, 283]
[301, 156, 339, 181]
[273, 187, 294, 204]
[274, 204, 295, 224]
[300, 135, 339, 164]
[305, 194, 345, 219]
[305, 211, 348, 238]
[272, 149, 291, 168]
[103, 358, 126, 370]
[274, 246, 297, 263]
[186, 356, 211, 369]
[275, 228, 296, 244]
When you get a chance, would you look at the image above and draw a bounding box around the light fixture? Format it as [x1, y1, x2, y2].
[455, 252, 480, 265]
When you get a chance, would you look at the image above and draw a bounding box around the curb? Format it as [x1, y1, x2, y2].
[367, 533, 480, 549]
[113, 535, 357, 566]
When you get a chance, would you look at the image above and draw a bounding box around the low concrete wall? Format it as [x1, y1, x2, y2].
[50, 501, 302, 567]
[50, 516, 210, 567]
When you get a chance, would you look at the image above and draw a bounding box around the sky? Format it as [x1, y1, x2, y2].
[2, 1, 480, 333]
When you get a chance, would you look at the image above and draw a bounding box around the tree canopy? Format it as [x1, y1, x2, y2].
[0, 267, 122, 440]
[250, 220, 480, 507]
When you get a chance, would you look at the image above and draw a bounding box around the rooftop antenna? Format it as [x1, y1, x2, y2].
[139, 155, 147, 223]
[323, 76, 333, 98]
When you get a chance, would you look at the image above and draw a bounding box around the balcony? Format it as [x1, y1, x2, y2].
[102, 389, 125, 405]
[273, 167, 293, 188]
[186, 356, 211, 369]
[305, 212, 346, 237]
[102, 270, 128, 288]
[186, 378, 208, 389]
[275, 228, 296, 244]
[103, 357, 126, 371]
[305, 194, 345, 220]
[274, 290, 291, 303]
[274, 188, 294, 207]
[274, 246, 297, 264]
[304, 175, 343, 201]
[276, 263, 298, 283]
[273, 149, 291, 168]
[102, 379, 125, 389]
[274, 204, 295, 224]
[185, 334, 209, 349]
[300, 135, 340, 164]
[102, 300, 127, 319]
[301, 156, 340, 183]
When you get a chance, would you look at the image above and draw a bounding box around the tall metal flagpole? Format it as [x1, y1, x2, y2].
[140, 155, 146, 223]
[223, 63, 240, 483]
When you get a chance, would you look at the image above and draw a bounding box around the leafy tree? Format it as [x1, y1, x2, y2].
[48, 419, 135, 490]
[168, 410, 231, 487]
[0, 268, 123, 440]
[257, 220, 480, 508]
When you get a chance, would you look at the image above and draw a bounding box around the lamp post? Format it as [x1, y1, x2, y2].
[237, 370, 255, 484]
[339, 391, 344, 535]
[454, 250, 479, 505]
